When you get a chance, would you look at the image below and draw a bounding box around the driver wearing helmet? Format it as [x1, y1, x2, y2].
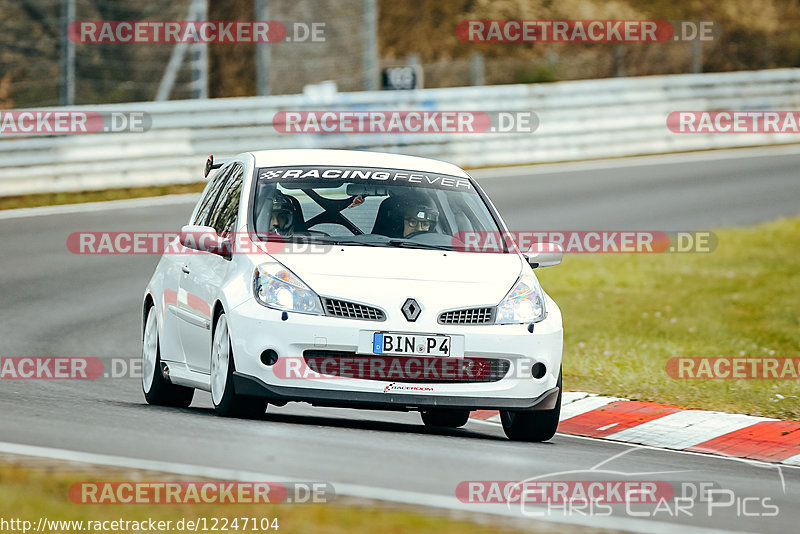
[377, 192, 438, 238]
[372, 191, 440, 238]
[267, 192, 296, 236]
[400, 200, 439, 237]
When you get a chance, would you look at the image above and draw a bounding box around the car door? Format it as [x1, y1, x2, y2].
[179, 163, 244, 373]
[162, 163, 230, 365]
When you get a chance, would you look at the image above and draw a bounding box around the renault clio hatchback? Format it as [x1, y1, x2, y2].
[142, 149, 563, 441]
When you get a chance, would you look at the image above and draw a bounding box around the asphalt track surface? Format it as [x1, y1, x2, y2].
[1, 146, 800, 533]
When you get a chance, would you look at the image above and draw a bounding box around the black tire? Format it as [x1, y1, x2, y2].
[421, 408, 470, 428]
[142, 306, 194, 408]
[500, 370, 562, 442]
[211, 312, 268, 419]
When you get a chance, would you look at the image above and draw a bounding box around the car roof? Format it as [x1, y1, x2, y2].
[247, 149, 471, 178]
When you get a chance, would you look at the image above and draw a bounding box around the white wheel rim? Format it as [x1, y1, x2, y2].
[210, 315, 230, 406]
[142, 308, 158, 393]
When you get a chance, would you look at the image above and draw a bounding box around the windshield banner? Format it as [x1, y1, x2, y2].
[257, 166, 473, 191]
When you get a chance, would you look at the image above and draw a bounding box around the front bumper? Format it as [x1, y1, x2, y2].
[233, 371, 561, 411]
[227, 296, 563, 411]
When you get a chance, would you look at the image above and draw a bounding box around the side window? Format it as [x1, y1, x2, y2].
[192, 165, 231, 226]
[207, 165, 244, 236]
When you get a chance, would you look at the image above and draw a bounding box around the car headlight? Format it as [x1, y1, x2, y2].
[496, 275, 546, 324]
[253, 262, 324, 315]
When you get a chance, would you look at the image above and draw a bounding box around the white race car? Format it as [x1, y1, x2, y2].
[142, 149, 564, 441]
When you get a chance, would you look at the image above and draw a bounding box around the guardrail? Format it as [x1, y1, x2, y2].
[1, 68, 799, 195]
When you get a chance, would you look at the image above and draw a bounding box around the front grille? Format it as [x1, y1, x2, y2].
[438, 307, 495, 325]
[302, 350, 510, 383]
[323, 298, 385, 321]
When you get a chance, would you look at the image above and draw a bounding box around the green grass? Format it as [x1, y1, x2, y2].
[536, 216, 800, 420]
[0, 463, 546, 534]
[0, 183, 206, 211]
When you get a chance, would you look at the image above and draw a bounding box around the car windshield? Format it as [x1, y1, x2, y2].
[251, 165, 507, 252]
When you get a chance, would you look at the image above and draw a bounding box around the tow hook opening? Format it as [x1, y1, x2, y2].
[531, 362, 547, 379]
[261, 349, 279, 366]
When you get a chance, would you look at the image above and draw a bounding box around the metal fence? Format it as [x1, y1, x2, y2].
[1, 68, 799, 196]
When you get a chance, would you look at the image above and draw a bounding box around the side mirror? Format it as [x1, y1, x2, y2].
[180, 225, 231, 257]
[524, 242, 563, 268]
[204, 155, 222, 177]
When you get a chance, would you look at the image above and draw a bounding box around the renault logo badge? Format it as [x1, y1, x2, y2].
[401, 298, 421, 322]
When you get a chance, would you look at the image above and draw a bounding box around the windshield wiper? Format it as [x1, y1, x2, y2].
[322, 239, 452, 251]
[329, 239, 391, 247]
[387, 240, 452, 251]
[256, 235, 338, 246]
[279, 236, 334, 244]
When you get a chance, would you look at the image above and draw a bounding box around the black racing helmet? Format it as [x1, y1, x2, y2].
[269, 192, 295, 235]
[393, 193, 439, 232]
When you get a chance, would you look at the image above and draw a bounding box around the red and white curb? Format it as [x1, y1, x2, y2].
[471, 392, 800, 466]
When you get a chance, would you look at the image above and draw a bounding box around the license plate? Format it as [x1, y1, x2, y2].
[372, 332, 451, 357]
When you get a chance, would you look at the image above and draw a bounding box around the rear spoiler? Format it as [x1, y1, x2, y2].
[204, 155, 225, 178]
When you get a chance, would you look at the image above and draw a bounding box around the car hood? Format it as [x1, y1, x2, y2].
[270, 246, 524, 311]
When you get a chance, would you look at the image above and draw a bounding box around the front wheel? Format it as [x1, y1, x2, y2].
[210, 312, 268, 418]
[142, 305, 194, 407]
[500, 370, 562, 442]
[420, 408, 470, 428]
